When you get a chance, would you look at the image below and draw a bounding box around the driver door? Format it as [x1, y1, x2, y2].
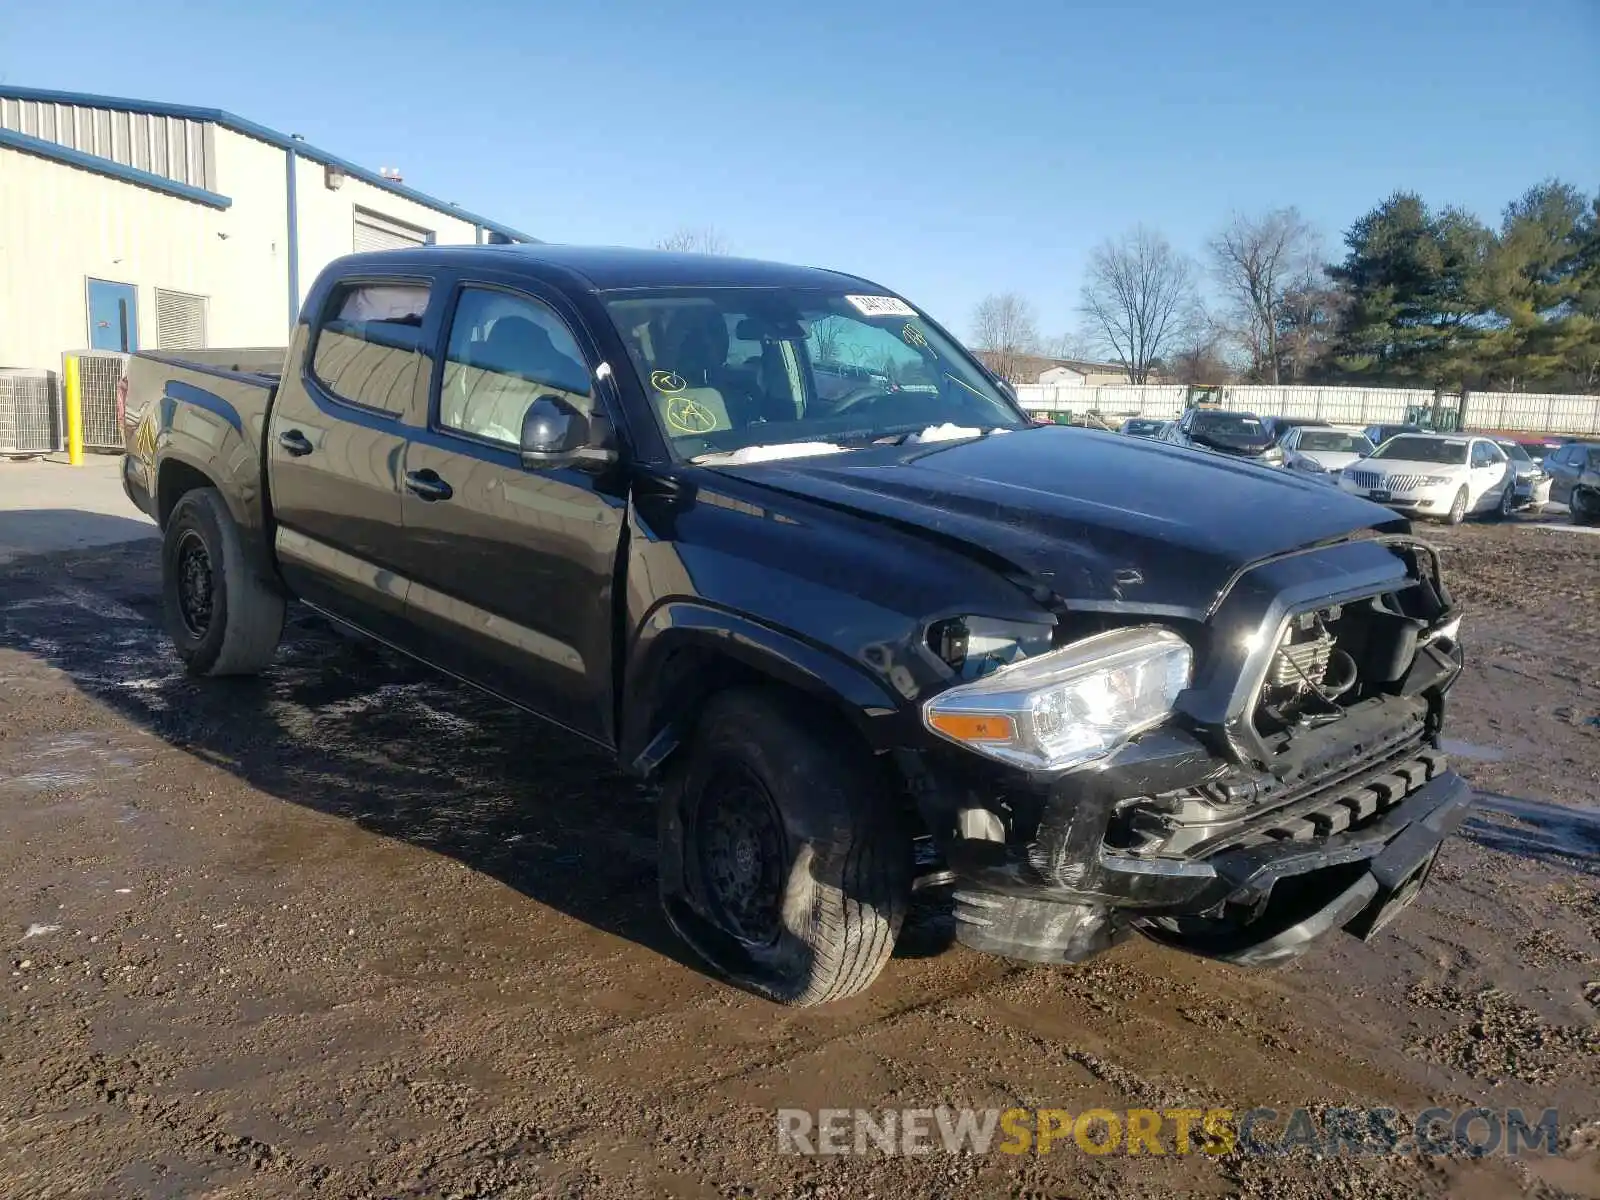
[1468, 440, 1508, 511]
[393, 277, 626, 745]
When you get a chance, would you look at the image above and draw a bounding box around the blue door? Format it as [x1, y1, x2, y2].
[87, 279, 139, 352]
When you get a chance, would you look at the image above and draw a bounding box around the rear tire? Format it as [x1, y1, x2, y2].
[1444, 487, 1469, 525]
[162, 487, 284, 676]
[658, 688, 912, 1006]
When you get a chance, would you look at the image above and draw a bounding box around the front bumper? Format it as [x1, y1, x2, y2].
[951, 764, 1471, 966]
[1337, 478, 1455, 515]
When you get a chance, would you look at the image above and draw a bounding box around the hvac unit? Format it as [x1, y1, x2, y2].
[0, 368, 63, 456]
[63, 351, 130, 451]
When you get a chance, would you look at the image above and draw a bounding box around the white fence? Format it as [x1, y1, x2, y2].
[1013, 383, 1600, 435]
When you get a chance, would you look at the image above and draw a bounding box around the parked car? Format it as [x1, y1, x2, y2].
[1163, 408, 1285, 467]
[1280, 426, 1375, 480]
[1337, 433, 1514, 523]
[1118, 417, 1167, 439]
[121, 245, 1470, 1004]
[1262, 415, 1330, 445]
[1545, 441, 1600, 525]
[1362, 423, 1423, 449]
[1491, 438, 1553, 512]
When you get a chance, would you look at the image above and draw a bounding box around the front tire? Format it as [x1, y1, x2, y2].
[1444, 486, 1469, 525]
[162, 487, 285, 676]
[1494, 481, 1516, 520]
[1573, 489, 1600, 527]
[658, 688, 912, 1005]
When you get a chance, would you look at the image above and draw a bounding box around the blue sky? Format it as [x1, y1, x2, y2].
[3, 0, 1596, 340]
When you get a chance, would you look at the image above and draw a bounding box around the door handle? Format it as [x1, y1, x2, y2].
[404, 469, 453, 502]
[277, 429, 314, 457]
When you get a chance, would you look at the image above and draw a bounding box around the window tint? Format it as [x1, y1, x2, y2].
[439, 287, 591, 445]
[312, 283, 430, 415]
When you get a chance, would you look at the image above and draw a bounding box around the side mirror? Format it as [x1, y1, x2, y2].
[520, 395, 617, 472]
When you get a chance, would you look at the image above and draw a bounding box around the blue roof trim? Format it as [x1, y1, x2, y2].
[0, 125, 232, 209]
[0, 85, 536, 243]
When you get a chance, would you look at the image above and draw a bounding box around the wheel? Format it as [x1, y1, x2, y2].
[657, 688, 912, 1005]
[1573, 489, 1600, 527]
[162, 487, 285, 676]
[1444, 487, 1469, 525]
[1495, 481, 1516, 520]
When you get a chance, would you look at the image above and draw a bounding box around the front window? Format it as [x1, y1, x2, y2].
[1370, 437, 1468, 465]
[602, 288, 1024, 459]
[1497, 442, 1530, 463]
[1297, 431, 1374, 454]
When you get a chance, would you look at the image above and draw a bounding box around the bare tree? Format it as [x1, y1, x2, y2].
[1209, 208, 1320, 383]
[655, 226, 732, 255]
[1165, 308, 1235, 385]
[1275, 267, 1347, 382]
[970, 293, 1041, 382]
[1078, 227, 1197, 384]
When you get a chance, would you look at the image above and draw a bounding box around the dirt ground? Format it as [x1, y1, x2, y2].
[1, 512, 1597, 1199]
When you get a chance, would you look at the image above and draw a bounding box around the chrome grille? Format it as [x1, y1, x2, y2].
[1347, 470, 1429, 492]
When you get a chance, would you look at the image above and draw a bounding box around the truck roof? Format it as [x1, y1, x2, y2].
[335, 244, 876, 294]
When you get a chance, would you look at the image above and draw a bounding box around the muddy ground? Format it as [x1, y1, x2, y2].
[1, 516, 1597, 1199]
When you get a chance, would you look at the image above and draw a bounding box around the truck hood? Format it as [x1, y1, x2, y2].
[715, 427, 1401, 616]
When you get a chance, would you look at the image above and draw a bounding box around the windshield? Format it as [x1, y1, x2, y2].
[1371, 437, 1468, 465]
[1298, 431, 1374, 454]
[1191, 412, 1266, 439]
[1496, 442, 1531, 462]
[602, 288, 1025, 459]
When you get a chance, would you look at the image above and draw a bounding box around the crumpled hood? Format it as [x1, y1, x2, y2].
[716, 427, 1402, 616]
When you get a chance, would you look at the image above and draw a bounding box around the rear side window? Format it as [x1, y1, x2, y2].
[311, 282, 431, 415]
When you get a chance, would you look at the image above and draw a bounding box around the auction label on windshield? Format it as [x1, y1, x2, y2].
[845, 295, 917, 318]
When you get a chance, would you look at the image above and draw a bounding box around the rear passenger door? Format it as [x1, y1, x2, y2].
[267, 276, 438, 644]
[394, 277, 627, 745]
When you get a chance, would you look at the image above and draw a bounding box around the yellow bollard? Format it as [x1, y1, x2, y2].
[64, 354, 83, 465]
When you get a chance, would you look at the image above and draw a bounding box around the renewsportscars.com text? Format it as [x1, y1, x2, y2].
[776, 1106, 1562, 1158]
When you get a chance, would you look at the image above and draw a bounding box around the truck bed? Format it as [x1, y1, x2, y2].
[121, 348, 285, 555]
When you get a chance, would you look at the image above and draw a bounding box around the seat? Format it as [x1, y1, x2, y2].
[449, 315, 591, 442]
[649, 309, 756, 435]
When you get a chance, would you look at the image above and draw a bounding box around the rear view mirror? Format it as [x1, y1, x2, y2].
[520, 395, 616, 472]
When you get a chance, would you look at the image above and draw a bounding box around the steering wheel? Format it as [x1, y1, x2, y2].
[830, 385, 898, 415]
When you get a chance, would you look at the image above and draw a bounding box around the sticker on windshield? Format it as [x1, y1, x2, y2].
[845, 295, 916, 318]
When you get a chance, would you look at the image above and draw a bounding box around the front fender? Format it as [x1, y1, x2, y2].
[620, 601, 909, 771]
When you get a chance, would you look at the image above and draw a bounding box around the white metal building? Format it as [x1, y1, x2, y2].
[0, 85, 535, 374]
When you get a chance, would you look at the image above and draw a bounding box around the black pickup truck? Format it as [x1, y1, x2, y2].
[122, 245, 1470, 1005]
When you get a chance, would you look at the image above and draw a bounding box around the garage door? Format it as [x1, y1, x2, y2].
[353, 209, 432, 253]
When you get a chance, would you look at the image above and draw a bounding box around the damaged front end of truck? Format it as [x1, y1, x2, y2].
[907, 532, 1470, 968]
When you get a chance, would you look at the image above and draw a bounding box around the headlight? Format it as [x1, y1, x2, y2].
[1420, 475, 1452, 486]
[1262, 448, 1285, 464]
[923, 626, 1192, 771]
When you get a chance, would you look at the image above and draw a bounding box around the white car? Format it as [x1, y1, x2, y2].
[1280, 426, 1376, 481]
[1336, 433, 1515, 524]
